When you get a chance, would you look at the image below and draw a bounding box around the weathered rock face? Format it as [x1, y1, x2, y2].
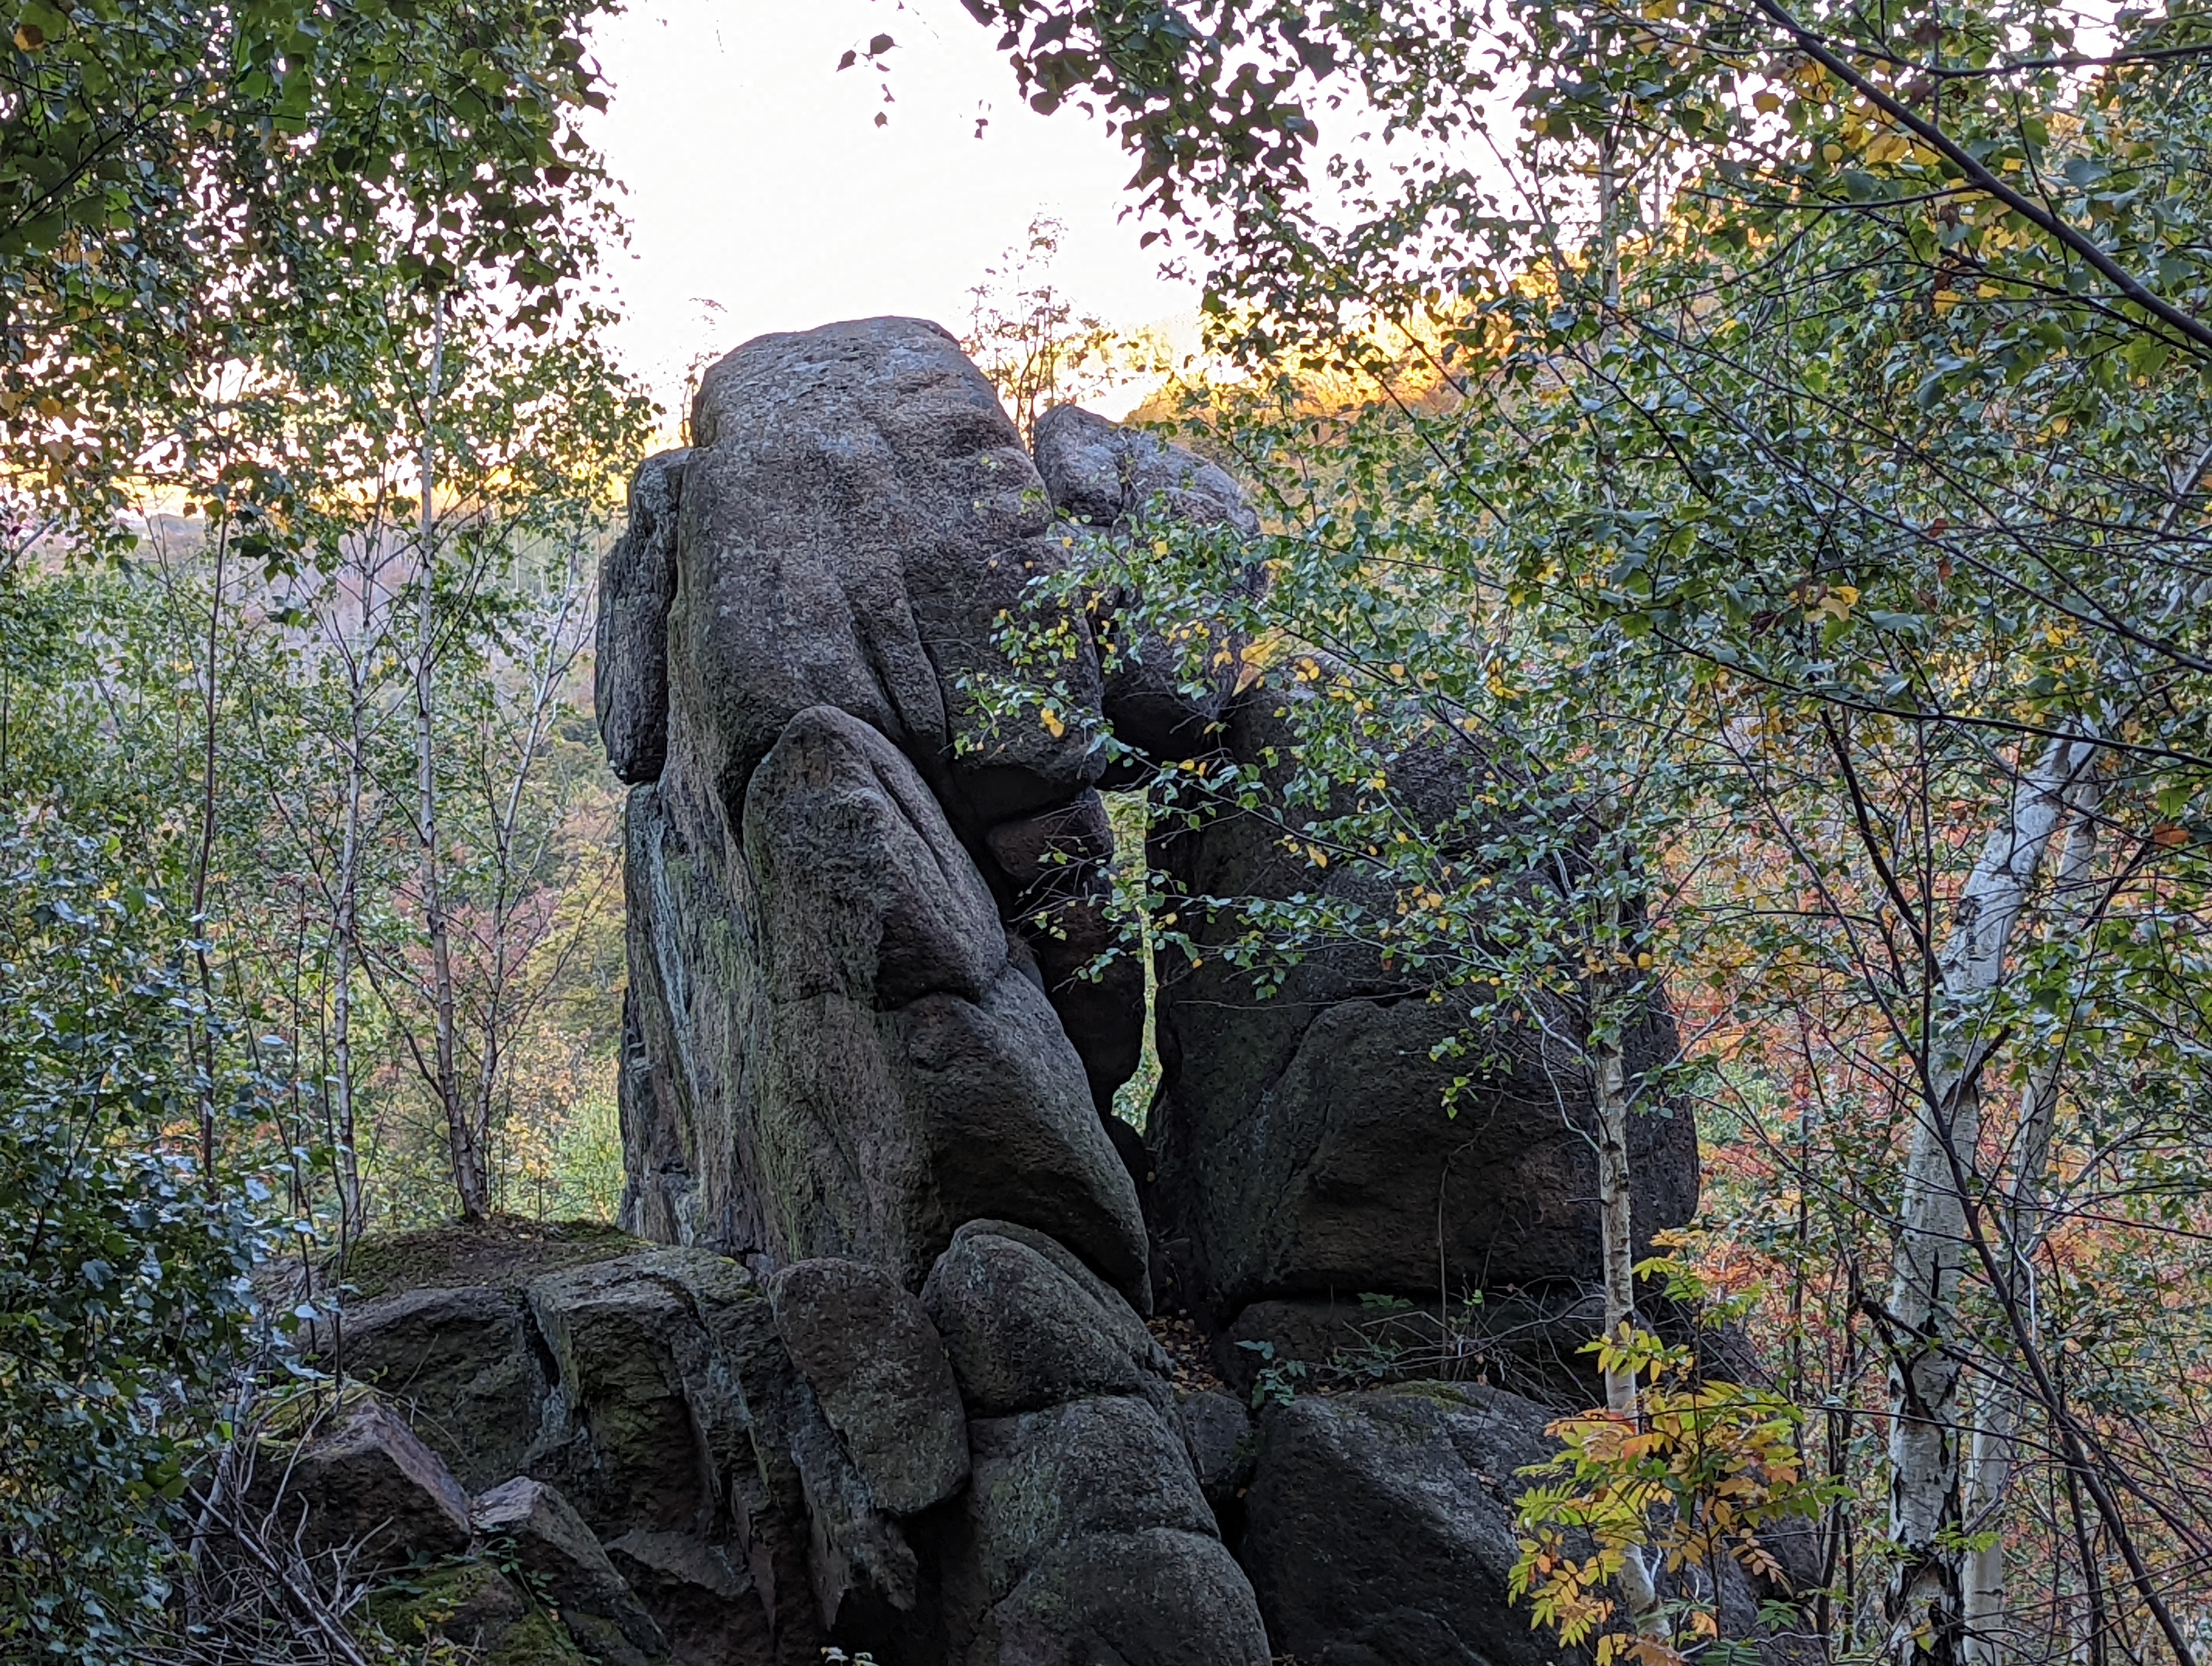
[249, 1392, 474, 1568]
[1239, 1383, 1565, 1666]
[924, 1221, 1270, 1666]
[472, 1477, 671, 1666]
[769, 1257, 970, 1517]
[742, 707, 1146, 1295]
[324, 1229, 829, 1665]
[541, 318, 1729, 1665]
[1144, 695, 1700, 1327]
[610, 318, 1150, 1272]
[672, 318, 1102, 831]
[306, 1223, 1269, 1666]
[597, 448, 687, 786]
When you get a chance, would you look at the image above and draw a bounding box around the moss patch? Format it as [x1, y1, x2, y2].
[337, 1215, 644, 1302]
[1378, 1380, 1484, 1413]
[363, 1561, 587, 1666]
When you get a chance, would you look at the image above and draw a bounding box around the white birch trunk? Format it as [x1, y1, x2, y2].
[1886, 731, 2097, 1666]
[1590, 875, 1666, 1639]
[1959, 767, 2103, 1665]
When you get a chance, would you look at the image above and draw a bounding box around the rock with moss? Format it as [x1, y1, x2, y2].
[247, 1390, 473, 1571]
[337, 1284, 549, 1494]
[472, 1477, 667, 1666]
[366, 1561, 589, 1666]
[597, 447, 688, 786]
[339, 1217, 645, 1304]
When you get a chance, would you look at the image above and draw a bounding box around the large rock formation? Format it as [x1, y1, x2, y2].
[612, 318, 1148, 1273]
[282, 317, 1732, 1666]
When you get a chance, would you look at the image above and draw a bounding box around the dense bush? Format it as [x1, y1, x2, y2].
[0, 830, 276, 1664]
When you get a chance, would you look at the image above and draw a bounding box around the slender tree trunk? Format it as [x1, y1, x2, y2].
[331, 643, 369, 1244]
[1589, 882, 1667, 1639]
[1885, 732, 2094, 1666]
[1959, 767, 2104, 1664]
[413, 294, 484, 1220]
[191, 518, 229, 1178]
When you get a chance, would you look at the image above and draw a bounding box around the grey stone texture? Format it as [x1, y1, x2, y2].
[471, 1477, 670, 1666]
[1146, 695, 1700, 1321]
[1238, 1382, 1564, 1666]
[337, 1282, 550, 1492]
[769, 1257, 969, 1516]
[604, 321, 1153, 1294]
[921, 1219, 1172, 1419]
[250, 1392, 474, 1568]
[1029, 402, 1262, 772]
[596, 447, 687, 785]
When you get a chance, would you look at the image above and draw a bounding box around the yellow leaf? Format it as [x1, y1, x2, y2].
[1752, 89, 1781, 113]
[1038, 708, 1065, 739]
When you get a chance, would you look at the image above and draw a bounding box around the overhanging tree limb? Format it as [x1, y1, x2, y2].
[1742, 0, 2212, 361]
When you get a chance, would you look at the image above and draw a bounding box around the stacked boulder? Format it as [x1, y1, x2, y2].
[291, 317, 1723, 1665]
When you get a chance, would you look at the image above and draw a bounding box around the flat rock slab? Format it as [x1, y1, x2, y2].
[255, 1392, 473, 1567]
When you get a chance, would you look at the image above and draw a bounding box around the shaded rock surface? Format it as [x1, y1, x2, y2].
[671, 317, 1102, 831]
[249, 1391, 474, 1568]
[337, 1282, 551, 1494]
[1240, 1382, 1564, 1666]
[923, 1219, 1173, 1420]
[737, 705, 1147, 1298]
[597, 447, 687, 786]
[1146, 695, 1700, 1323]
[472, 1477, 670, 1666]
[924, 1225, 1272, 1666]
[770, 1257, 969, 1517]
[366, 1561, 588, 1666]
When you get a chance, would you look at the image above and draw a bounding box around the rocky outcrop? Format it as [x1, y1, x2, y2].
[614, 317, 1149, 1267]
[298, 1223, 1270, 1666]
[741, 706, 1145, 1296]
[925, 1220, 1269, 1666]
[507, 316, 1735, 1664]
[1029, 402, 1257, 770]
[769, 1258, 969, 1517]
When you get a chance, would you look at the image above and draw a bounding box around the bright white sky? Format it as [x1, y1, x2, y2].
[582, 0, 1197, 427]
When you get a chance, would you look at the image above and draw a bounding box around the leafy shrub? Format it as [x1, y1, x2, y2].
[0, 831, 276, 1663]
